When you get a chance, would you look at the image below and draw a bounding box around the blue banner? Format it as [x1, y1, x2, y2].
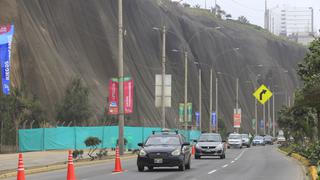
[0, 43, 9, 95]
[212, 112, 216, 128]
[260, 120, 264, 129]
[195, 112, 199, 127]
[0, 24, 14, 95]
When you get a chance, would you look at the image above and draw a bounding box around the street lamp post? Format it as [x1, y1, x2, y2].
[215, 77, 219, 132]
[184, 52, 188, 133]
[198, 68, 202, 132]
[118, 0, 125, 155]
[209, 69, 213, 132]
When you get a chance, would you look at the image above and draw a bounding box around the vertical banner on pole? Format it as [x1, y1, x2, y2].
[123, 78, 134, 114]
[108, 78, 119, 115]
[260, 120, 264, 129]
[212, 112, 216, 129]
[195, 112, 199, 127]
[179, 103, 184, 122]
[187, 103, 192, 122]
[0, 24, 14, 95]
[252, 119, 256, 130]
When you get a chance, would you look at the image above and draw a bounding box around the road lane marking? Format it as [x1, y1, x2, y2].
[208, 169, 217, 174]
[231, 160, 235, 164]
[111, 170, 128, 175]
[222, 164, 228, 168]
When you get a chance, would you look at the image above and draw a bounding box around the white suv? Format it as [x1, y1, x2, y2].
[227, 133, 243, 149]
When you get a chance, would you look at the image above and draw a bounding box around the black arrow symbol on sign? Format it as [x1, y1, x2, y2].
[260, 89, 267, 100]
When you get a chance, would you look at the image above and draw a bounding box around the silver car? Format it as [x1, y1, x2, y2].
[241, 134, 251, 148]
[227, 133, 243, 149]
[194, 133, 226, 159]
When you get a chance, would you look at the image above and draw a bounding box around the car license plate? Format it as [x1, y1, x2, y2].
[154, 158, 163, 164]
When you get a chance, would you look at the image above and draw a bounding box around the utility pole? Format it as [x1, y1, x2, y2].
[199, 68, 202, 132]
[268, 94, 271, 135]
[236, 78, 239, 133]
[263, 104, 266, 135]
[209, 69, 213, 132]
[118, 0, 125, 155]
[272, 94, 275, 137]
[215, 77, 219, 133]
[184, 52, 188, 134]
[161, 26, 166, 129]
[255, 98, 258, 135]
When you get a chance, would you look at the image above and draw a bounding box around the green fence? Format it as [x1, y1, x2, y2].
[18, 126, 201, 152]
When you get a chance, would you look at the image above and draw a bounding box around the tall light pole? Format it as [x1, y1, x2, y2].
[209, 69, 213, 132]
[184, 52, 188, 133]
[118, 0, 125, 155]
[272, 94, 275, 137]
[199, 68, 202, 132]
[152, 26, 167, 128]
[161, 26, 166, 128]
[215, 77, 219, 132]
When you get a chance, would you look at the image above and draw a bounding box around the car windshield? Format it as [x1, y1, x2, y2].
[241, 134, 249, 138]
[229, 134, 241, 139]
[145, 136, 180, 146]
[254, 136, 263, 140]
[198, 134, 221, 142]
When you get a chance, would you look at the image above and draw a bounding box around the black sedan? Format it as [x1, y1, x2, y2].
[137, 130, 191, 171]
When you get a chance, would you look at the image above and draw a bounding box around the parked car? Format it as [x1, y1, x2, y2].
[194, 133, 226, 159]
[227, 133, 243, 149]
[252, 136, 266, 146]
[241, 134, 251, 148]
[137, 129, 191, 172]
[277, 135, 286, 144]
[264, 135, 274, 145]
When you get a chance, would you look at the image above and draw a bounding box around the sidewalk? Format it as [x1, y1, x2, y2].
[0, 149, 125, 172]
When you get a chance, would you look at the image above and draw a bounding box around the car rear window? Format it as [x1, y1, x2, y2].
[145, 136, 180, 146]
[198, 134, 221, 142]
[229, 134, 241, 139]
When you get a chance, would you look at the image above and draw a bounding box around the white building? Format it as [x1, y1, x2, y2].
[265, 5, 315, 45]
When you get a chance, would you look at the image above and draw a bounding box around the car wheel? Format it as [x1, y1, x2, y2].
[148, 166, 154, 171]
[220, 154, 226, 159]
[195, 155, 200, 159]
[138, 165, 144, 172]
[240, 146, 242, 149]
[179, 161, 186, 171]
[247, 145, 250, 148]
[185, 157, 191, 169]
[227, 146, 230, 149]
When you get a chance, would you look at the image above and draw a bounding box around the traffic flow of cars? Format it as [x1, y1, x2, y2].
[137, 129, 281, 172]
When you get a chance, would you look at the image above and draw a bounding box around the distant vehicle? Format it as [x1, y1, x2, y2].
[227, 133, 243, 149]
[137, 129, 191, 172]
[264, 135, 274, 145]
[241, 134, 251, 148]
[252, 136, 266, 146]
[277, 135, 286, 144]
[194, 133, 226, 159]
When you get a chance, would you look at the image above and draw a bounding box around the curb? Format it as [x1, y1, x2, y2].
[0, 154, 137, 179]
[278, 148, 318, 180]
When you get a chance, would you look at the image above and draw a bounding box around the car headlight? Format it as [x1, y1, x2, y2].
[195, 144, 201, 149]
[139, 149, 147, 157]
[171, 149, 181, 156]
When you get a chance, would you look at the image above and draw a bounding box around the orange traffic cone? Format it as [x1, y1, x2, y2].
[112, 146, 123, 172]
[192, 145, 195, 155]
[67, 150, 76, 180]
[17, 153, 26, 180]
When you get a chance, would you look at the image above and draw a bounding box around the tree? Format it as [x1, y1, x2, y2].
[238, 16, 250, 24]
[56, 77, 91, 126]
[0, 87, 44, 150]
[84, 136, 102, 160]
[182, 3, 190, 8]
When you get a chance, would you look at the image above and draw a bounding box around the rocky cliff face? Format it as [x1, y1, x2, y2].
[0, 0, 306, 132]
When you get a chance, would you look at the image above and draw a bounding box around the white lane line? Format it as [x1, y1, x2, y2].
[208, 169, 217, 174]
[231, 160, 235, 164]
[222, 164, 229, 168]
[111, 170, 128, 175]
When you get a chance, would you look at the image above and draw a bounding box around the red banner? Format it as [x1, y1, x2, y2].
[233, 114, 241, 128]
[108, 79, 119, 115]
[124, 79, 134, 114]
[0, 25, 11, 35]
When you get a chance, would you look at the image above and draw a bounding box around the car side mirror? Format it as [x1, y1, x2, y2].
[182, 142, 190, 146]
[222, 140, 226, 143]
[138, 143, 144, 147]
[193, 140, 198, 143]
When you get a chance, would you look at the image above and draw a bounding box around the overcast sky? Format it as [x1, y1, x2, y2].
[181, 0, 320, 33]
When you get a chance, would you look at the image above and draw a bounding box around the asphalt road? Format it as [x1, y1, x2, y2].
[4, 145, 305, 180]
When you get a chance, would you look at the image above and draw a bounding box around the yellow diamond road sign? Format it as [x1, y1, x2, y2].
[253, 84, 273, 105]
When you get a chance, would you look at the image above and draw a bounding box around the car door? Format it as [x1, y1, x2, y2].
[181, 136, 190, 162]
